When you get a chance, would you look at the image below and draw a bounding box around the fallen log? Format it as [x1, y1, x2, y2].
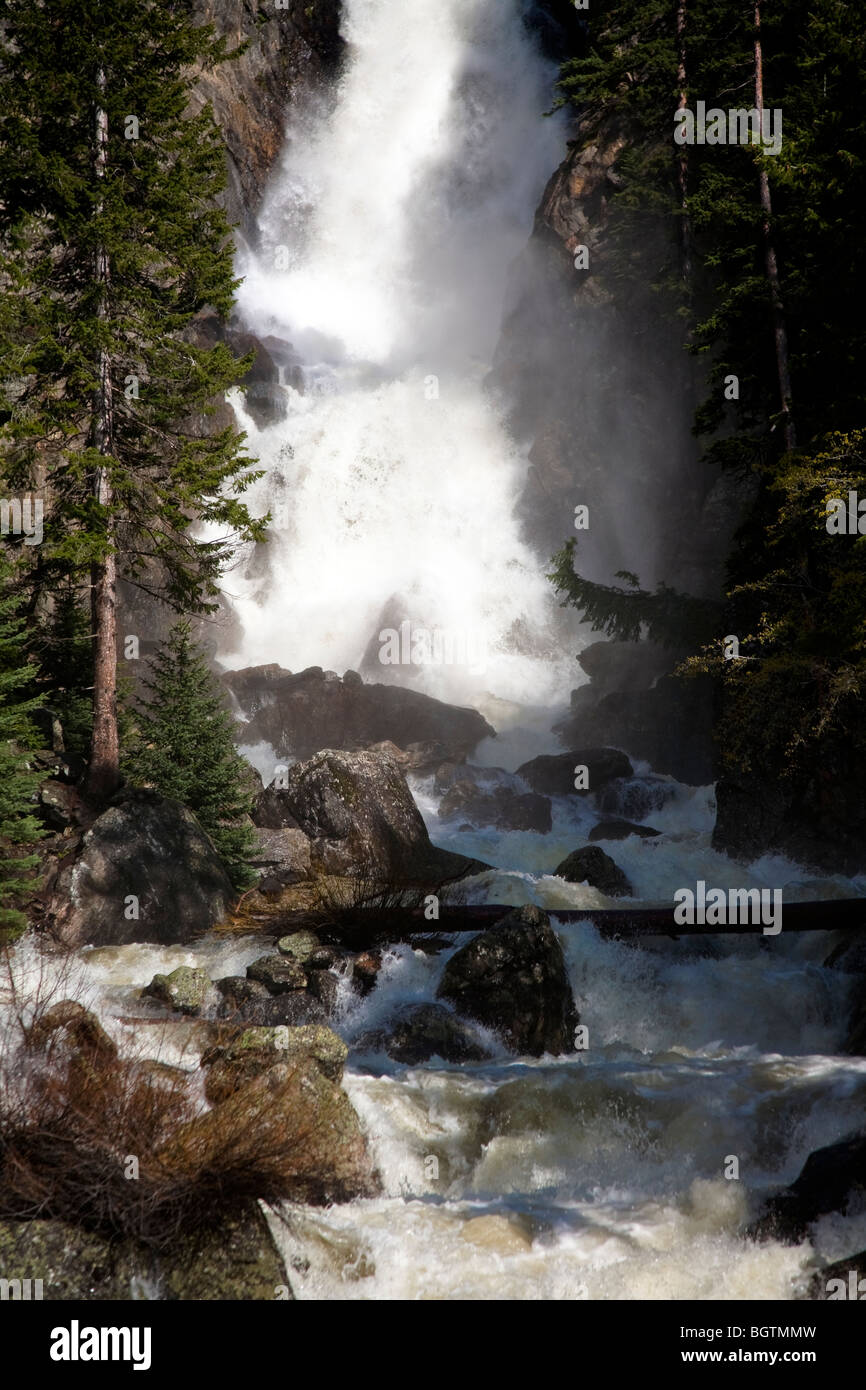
[423, 898, 866, 937]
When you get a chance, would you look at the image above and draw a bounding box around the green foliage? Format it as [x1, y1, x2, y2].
[0, 0, 268, 749]
[550, 0, 866, 797]
[0, 553, 44, 941]
[123, 621, 258, 889]
[549, 538, 719, 648]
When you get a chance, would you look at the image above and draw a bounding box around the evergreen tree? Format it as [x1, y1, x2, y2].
[124, 622, 257, 890]
[0, 553, 44, 941]
[0, 0, 267, 802]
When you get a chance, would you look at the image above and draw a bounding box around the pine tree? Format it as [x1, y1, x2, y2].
[0, 0, 267, 803]
[123, 622, 257, 889]
[0, 553, 44, 941]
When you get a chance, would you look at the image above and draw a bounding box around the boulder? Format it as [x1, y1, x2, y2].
[369, 1003, 493, 1065]
[589, 819, 660, 842]
[277, 930, 322, 963]
[554, 845, 632, 897]
[516, 747, 632, 798]
[143, 966, 216, 1017]
[201, 1024, 348, 1103]
[157, 1058, 379, 1205]
[48, 788, 234, 948]
[437, 905, 578, 1056]
[351, 949, 383, 995]
[247, 953, 307, 994]
[36, 779, 84, 832]
[252, 787, 303, 830]
[553, 677, 715, 786]
[748, 1132, 866, 1243]
[216, 977, 327, 1029]
[222, 664, 494, 764]
[251, 827, 312, 890]
[439, 780, 552, 833]
[597, 774, 678, 821]
[264, 748, 487, 883]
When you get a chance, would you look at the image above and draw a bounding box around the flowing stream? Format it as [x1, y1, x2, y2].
[10, 0, 866, 1301]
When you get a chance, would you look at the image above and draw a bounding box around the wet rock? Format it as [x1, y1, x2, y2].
[48, 788, 234, 948]
[247, 953, 307, 994]
[222, 664, 494, 765]
[804, 1249, 866, 1300]
[748, 1132, 866, 1243]
[306, 968, 340, 1015]
[215, 976, 272, 1013]
[516, 747, 632, 798]
[202, 1023, 348, 1102]
[554, 844, 632, 897]
[267, 748, 487, 884]
[351, 949, 383, 995]
[439, 780, 552, 833]
[277, 930, 321, 963]
[26, 1000, 117, 1064]
[372, 1003, 493, 1065]
[143, 966, 216, 1017]
[588, 819, 660, 842]
[366, 739, 456, 774]
[159, 1058, 379, 1205]
[437, 904, 578, 1056]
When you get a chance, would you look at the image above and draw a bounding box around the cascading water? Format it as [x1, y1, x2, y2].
[218, 0, 580, 711]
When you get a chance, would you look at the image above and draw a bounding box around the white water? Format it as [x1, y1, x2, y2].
[6, 0, 866, 1304]
[218, 0, 579, 708]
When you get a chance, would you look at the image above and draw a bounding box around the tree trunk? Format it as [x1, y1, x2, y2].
[754, 2, 796, 451]
[675, 0, 692, 281]
[85, 71, 120, 802]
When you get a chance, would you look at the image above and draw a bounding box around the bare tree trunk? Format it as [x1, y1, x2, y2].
[85, 69, 120, 802]
[754, 2, 796, 450]
[675, 0, 692, 280]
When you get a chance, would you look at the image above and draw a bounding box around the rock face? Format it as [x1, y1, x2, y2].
[191, 0, 344, 236]
[553, 675, 716, 787]
[713, 749, 866, 875]
[262, 748, 487, 883]
[516, 747, 632, 797]
[224, 664, 495, 765]
[47, 789, 234, 948]
[364, 1003, 493, 1066]
[554, 845, 632, 897]
[748, 1133, 866, 1244]
[437, 905, 578, 1057]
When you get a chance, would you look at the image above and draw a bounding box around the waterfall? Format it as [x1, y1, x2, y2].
[219, 0, 580, 710]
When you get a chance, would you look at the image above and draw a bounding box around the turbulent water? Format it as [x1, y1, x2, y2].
[7, 0, 865, 1302]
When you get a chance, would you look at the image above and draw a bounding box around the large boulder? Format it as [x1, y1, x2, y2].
[748, 1133, 866, 1243]
[48, 789, 234, 948]
[201, 1024, 348, 1103]
[223, 664, 495, 765]
[516, 747, 632, 798]
[143, 966, 217, 1017]
[437, 905, 578, 1056]
[555, 845, 632, 897]
[261, 748, 487, 883]
[215, 976, 328, 1028]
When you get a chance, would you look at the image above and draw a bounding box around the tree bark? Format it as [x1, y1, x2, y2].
[754, 2, 796, 451]
[675, 0, 692, 281]
[85, 70, 120, 802]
